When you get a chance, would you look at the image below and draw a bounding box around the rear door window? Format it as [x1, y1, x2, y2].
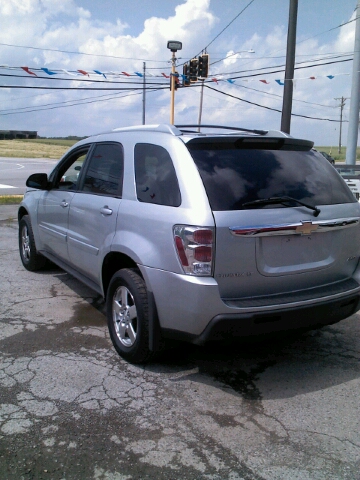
[187, 142, 355, 211]
[134, 143, 181, 206]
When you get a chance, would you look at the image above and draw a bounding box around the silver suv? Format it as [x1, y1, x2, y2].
[18, 124, 360, 363]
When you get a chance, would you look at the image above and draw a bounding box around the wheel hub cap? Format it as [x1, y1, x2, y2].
[112, 286, 137, 347]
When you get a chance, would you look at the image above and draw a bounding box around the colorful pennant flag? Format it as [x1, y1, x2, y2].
[94, 70, 106, 78]
[10, 63, 349, 86]
[61, 69, 77, 76]
[21, 66, 37, 76]
[41, 68, 57, 75]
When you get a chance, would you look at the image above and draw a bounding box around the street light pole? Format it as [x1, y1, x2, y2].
[170, 51, 176, 125]
[167, 40, 182, 126]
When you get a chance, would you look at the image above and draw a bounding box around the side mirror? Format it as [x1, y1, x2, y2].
[26, 173, 49, 190]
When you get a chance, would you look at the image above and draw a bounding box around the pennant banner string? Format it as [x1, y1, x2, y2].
[3, 64, 351, 87]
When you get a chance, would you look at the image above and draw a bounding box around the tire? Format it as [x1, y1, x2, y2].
[106, 268, 153, 364]
[19, 215, 47, 271]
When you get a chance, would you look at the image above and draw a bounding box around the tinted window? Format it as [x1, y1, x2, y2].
[135, 143, 181, 206]
[53, 147, 89, 190]
[187, 144, 355, 211]
[82, 143, 123, 196]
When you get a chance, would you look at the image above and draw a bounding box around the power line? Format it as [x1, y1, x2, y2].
[0, 42, 167, 63]
[208, 14, 356, 69]
[234, 83, 338, 110]
[0, 72, 167, 84]
[0, 85, 168, 91]
[204, 84, 343, 123]
[201, 0, 256, 53]
[214, 53, 352, 75]
[0, 88, 165, 115]
[0, 7, 354, 75]
[215, 55, 352, 78]
[0, 53, 351, 88]
[219, 57, 352, 81]
[296, 16, 359, 47]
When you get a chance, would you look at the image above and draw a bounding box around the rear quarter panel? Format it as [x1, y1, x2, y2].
[111, 133, 215, 272]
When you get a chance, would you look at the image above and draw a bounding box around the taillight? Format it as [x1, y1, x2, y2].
[173, 225, 214, 276]
[194, 246, 212, 262]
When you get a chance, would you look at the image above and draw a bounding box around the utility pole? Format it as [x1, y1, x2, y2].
[335, 97, 347, 153]
[142, 62, 146, 125]
[346, 0, 360, 164]
[280, 0, 298, 134]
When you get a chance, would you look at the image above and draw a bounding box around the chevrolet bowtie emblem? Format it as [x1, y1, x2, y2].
[295, 221, 319, 235]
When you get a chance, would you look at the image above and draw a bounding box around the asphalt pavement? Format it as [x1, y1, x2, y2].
[1, 207, 360, 480]
[0, 205, 19, 222]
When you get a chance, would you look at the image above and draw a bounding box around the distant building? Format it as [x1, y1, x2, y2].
[0, 130, 38, 140]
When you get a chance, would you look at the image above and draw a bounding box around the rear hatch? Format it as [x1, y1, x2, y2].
[187, 136, 360, 301]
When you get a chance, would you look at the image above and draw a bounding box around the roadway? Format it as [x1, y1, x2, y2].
[0, 157, 56, 195]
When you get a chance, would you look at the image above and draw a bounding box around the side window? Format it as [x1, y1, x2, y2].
[81, 143, 123, 196]
[54, 148, 89, 190]
[134, 143, 181, 207]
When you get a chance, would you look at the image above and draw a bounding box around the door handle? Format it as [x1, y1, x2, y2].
[100, 206, 113, 216]
[61, 200, 69, 208]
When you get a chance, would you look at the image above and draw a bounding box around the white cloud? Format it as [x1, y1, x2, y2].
[0, 0, 357, 145]
[138, 0, 215, 53]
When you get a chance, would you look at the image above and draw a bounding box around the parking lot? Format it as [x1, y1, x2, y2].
[1, 205, 360, 480]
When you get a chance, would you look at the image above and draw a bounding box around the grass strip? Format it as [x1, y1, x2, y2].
[0, 195, 23, 205]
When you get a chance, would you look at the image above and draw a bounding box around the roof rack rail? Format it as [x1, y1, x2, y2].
[175, 124, 269, 135]
[111, 124, 182, 135]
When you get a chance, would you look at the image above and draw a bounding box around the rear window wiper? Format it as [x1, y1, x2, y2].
[242, 196, 321, 217]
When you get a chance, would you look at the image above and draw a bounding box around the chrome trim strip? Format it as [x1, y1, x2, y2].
[230, 217, 360, 237]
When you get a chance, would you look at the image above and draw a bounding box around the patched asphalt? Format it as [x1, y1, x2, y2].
[1, 206, 360, 480]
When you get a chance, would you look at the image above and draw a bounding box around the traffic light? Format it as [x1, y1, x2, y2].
[189, 58, 198, 82]
[198, 54, 209, 78]
[182, 63, 190, 86]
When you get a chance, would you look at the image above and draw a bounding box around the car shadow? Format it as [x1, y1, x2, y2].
[148, 319, 360, 401]
[52, 266, 360, 402]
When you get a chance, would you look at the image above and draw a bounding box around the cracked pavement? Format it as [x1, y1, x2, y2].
[0, 206, 360, 480]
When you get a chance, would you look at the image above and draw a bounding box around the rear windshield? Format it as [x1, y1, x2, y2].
[187, 143, 355, 211]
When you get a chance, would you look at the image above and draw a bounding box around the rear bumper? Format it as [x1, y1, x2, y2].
[193, 292, 360, 345]
[140, 266, 360, 343]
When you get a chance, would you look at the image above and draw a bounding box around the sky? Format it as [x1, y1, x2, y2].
[0, 0, 358, 146]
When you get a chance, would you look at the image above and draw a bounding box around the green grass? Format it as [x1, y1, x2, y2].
[0, 195, 23, 205]
[19, 138, 79, 147]
[315, 147, 360, 163]
[0, 139, 72, 158]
